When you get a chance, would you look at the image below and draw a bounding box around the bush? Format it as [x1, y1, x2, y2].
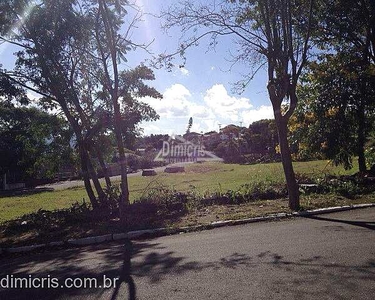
[4, 201, 93, 234]
[295, 172, 316, 184]
[127, 154, 141, 171]
[200, 182, 287, 205]
[137, 186, 190, 212]
[327, 179, 363, 199]
[102, 185, 121, 216]
[238, 182, 287, 201]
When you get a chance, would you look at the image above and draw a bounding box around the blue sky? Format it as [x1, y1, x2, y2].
[0, 0, 274, 136]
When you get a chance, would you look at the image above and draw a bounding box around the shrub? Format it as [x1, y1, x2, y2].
[200, 182, 287, 205]
[295, 172, 316, 184]
[138, 186, 190, 212]
[4, 201, 92, 235]
[328, 180, 363, 199]
[239, 182, 287, 201]
[102, 185, 121, 216]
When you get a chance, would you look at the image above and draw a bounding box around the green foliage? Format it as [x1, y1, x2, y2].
[5, 201, 92, 234]
[244, 119, 279, 159]
[209, 120, 280, 164]
[214, 139, 244, 163]
[0, 0, 162, 209]
[102, 185, 121, 215]
[119, 65, 161, 150]
[328, 180, 363, 199]
[0, 103, 75, 181]
[138, 155, 156, 169]
[0, 71, 29, 105]
[364, 148, 375, 169]
[185, 117, 193, 135]
[138, 186, 189, 211]
[292, 51, 375, 169]
[132, 170, 371, 208]
[136, 180, 288, 209]
[237, 182, 287, 202]
[365, 132, 375, 169]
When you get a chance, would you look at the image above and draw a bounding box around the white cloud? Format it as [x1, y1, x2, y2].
[142, 124, 161, 136]
[203, 119, 220, 132]
[203, 84, 253, 122]
[190, 122, 204, 133]
[140, 83, 274, 135]
[140, 84, 211, 119]
[141, 84, 190, 118]
[241, 105, 274, 126]
[179, 67, 189, 76]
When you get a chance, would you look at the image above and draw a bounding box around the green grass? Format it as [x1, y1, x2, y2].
[0, 188, 88, 222]
[0, 160, 358, 222]
[130, 160, 357, 196]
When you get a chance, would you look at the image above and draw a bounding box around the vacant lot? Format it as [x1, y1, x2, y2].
[0, 160, 358, 222]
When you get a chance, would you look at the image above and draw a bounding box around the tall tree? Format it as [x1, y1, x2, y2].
[0, 0, 161, 213]
[308, 0, 375, 171]
[186, 117, 193, 135]
[316, 0, 374, 65]
[291, 52, 375, 170]
[245, 119, 278, 157]
[0, 0, 104, 208]
[161, 0, 315, 210]
[91, 0, 161, 212]
[0, 102, 74, 183]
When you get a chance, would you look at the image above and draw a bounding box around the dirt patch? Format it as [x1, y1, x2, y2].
[1, 193, 374, 248]
[186, 163, 225, 174]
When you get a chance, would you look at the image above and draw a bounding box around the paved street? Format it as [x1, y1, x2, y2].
[1, 207, 374, 299]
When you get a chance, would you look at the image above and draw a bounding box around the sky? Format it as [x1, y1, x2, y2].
[0, 0, 274, 136]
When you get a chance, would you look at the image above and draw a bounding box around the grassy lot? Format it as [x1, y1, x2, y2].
[0, 160, 358, 222]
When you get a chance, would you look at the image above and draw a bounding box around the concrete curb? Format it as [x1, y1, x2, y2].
[1, 203, 374, 255]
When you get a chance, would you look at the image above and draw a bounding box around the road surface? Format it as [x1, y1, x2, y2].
[1, 207, 374, 299]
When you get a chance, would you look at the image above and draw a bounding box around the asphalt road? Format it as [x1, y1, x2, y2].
[1, 207, 374, 299]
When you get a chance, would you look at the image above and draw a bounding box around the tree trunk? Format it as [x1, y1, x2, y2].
[79, 145, 99, 209]
[68, 118, 99, 209]
[113, 104, 130, 208]
[59, 101, 100, 210]
[98, 0, 130, 222]
[95, 146, 112, 189]
[86, 153, 107, 203]
[357, 104, 367, 173]
[31, 38, 102, 210]
[275, 114, 300, 211]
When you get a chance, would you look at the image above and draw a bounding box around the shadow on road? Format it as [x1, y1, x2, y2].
[1, 235, 375, 299]
[255, 251, 375, 299]
[304, 215, 375, 231]
[0, 240, 150, 300]
[111, 239, 136, 300]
